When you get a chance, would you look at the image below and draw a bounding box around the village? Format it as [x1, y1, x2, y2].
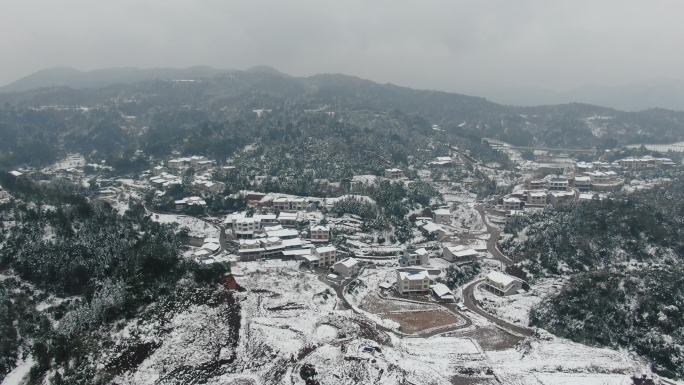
[3, 141, 680, 385]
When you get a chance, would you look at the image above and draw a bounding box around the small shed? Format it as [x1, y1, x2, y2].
[430, 283, 456, 302]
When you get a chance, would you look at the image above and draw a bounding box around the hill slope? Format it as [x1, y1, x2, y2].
[0, 66, 235, 92]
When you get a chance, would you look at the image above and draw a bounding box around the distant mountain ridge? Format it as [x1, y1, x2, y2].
[468, 79, 684, 112]
[5, 66, 684, 112]
[0, 66, 278, 93]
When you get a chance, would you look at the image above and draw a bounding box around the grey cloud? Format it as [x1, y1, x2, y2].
[1, 0, 683, 93]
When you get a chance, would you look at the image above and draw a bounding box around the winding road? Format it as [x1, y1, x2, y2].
[462, 204, 533, 336]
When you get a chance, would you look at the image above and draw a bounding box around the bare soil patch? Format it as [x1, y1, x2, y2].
[361, 293, 438, 314]
[383, 310, 461, 334]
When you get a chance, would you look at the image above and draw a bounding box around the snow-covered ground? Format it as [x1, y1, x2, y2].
[489, 331, 644, 385]
[475, 277, 566, 326]
[149, 213, 219, 238]
[1, 357, 34, 385]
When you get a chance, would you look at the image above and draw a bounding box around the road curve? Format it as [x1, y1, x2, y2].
[462, 279, 533, 337]
[475, 204, 513, 265]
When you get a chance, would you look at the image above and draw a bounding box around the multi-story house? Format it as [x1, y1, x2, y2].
[313, 246, 338, 266]
[396, 270, 431, 294]
[384, 168, 404, 179]
[310, 225, 330, 243]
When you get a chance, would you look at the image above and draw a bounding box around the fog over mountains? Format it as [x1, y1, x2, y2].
[3, 66, 684, 112]
[467, 79, 684, 112]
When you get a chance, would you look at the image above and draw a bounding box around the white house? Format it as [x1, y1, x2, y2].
[502, 197, 522, 211]
[399, 248, 429, 267]
[484, 271, 525, 296]
[333, 257, 360, 277]
[167, 158, 187, 169]
[419, 221, 446, 240]
[525, 179, 546, 190]
[314, 246, 338, 266]
[310, 225, 330, 243]
[396, 270, 431, 294]
[430, 283, 455, 302]
[574, 176, 592, 191]
[442, 246, 478, 262]
[202, 181, 225, 193]
[189, 155, 208, 167]
[252, 214, 278, 228]
[384, 168, 404, 179]
[277, 211, 298, 227]
[234, 217, 259, 238]
[548, 177, 569, 191]
[433, 209, 451, 224]
[195, 160, 214, 170]
[264, 225, 299, 239]
[237, 239, 264, 260]
[290, 198, 307, 211]
[273, 197, 290, 211]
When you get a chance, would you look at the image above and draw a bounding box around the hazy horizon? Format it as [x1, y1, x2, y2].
[2, 1, 684, 95]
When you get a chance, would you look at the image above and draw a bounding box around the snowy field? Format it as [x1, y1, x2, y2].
[150, 213, 219, 238]
[475, 277, 566, 326]
[489, 331, 644, 385]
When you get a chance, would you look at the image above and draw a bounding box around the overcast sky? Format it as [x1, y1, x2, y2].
[2, 0, 683, 92]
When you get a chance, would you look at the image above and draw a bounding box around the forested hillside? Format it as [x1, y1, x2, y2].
[0, 175, 229, 383]
[499, 178, 684, 378]
[1, 69, 684, 173]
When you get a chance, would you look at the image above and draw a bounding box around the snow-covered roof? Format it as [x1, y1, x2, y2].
[263, 225, 284, 231]
[444, 245, 465, 254]
[336, 257, 359, 268]
[486, 271, 519, 287]
[224, 213, 245, 223]
[503, 197, 520, 203]
[398, 270, 430, 281]
[433, 209, 451, 215]
[266, 228, 299, 238]
[283, 249, 312, 256]
[202, 242, 220, 252]
[529, 192, 546, 197]
[385, 168, 402, 172]
[253, 214, 277, 221]
[192, 249, 212, 258]
[421, 222, 443, 233]
[311, 225, 330, 231]
[281, 238, 303, 247]
[431, 283, 453, 298]
[579, 193, 596, 200]
[454, 249, 479, 258]
[316, 246, 337, 254]
[278, 212, 298, 220]
[574, 176, 591, 182]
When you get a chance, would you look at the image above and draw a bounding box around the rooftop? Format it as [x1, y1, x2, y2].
[398, 270, 430, 281]
[486, 271, 520, 287]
